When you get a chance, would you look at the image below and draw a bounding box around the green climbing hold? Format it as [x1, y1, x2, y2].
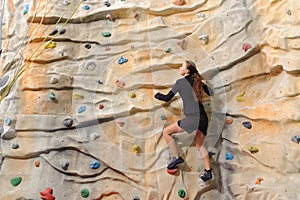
[49, 91, 56, 100]
[248, 146, 259, 154]
[10, 176, 22, 186]
[178, 189, 186, 198]
[101, 32, 111, 37]
[165, 48, 172, 53]
[160, 115, 167, 120]
[81, 188, 89, 198]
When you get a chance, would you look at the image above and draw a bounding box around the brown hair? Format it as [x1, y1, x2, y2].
[186, 60, 204, 103]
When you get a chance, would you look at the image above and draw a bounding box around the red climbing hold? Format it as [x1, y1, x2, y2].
[242, 43, 252, 52]
[133, 11, 140, 19]
[99, 104, 104, 109]
[167, 167, 179, 175]
[40, 187, 55, 200]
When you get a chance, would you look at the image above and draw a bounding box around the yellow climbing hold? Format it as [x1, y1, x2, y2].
[248, 146, 259, 154]
[73, 92, 84, 100]
[132, 144, 140, 154]
[44, 41, 57, 49]
[236, 91, 245, 102]
[129, 93, 136, 98]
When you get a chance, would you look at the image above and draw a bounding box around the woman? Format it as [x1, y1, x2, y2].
[154, 60, 213, 181]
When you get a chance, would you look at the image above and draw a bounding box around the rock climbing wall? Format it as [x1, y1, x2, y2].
[0, 0, 300, 199]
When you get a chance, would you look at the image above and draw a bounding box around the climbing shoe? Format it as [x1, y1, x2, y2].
[167, 156, 184, 169]
[200, 168, 212, 181]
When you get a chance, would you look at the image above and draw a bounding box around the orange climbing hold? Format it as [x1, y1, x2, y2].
[34, 160, 40, 167]
[255, 177, 264, 184]
[225, 118, 233, 124]
[173, 0, 185, 6]
[167, 167, 179, 175]
[40, 187, 55, 200]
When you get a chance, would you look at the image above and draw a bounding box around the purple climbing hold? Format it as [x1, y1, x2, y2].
[59, 28, 66, 35]
[118, 56, 128, 64]
[78, 105, 87, 113]
[63, 118, 73, 128]
[242, 121, 252, 129]
[12, 143, 19, 149]
[90, 161, 100, 169]
[85, 44, 92, 49]
[104, 0, 111, 7]
[225, 152, 234, 160]
[291, 135, 300, 144]
[49, 29, 58, 36]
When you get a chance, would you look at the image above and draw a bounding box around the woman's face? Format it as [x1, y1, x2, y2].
[179, 62, 189, 76]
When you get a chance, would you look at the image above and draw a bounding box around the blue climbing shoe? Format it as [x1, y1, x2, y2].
[167, 156, 184, 169]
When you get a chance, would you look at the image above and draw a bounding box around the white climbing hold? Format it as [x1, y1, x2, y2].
[198, 34, 209, 45]
[1, 125, 17, 140]
[50, 77, 58, 84]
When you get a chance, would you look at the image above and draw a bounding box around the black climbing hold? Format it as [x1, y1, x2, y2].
[59, 28, 66, 35]
[242, 121, 252, 129]
[49, 29, 58, 36]
[291, 135, 300, 144]
[132, 196, 140, 200]
[97, 80, 103, 84]
[0, 75, 9, 87]
[85, 44, 91, 49]
[208, 151, 215, 157]
[63, 118, 73, 128]
[61, 162, 69, 170]
[104, 0, 110, 7]
[12, 143, 19, 149]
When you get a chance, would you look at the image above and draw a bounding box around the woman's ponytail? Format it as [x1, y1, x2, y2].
[186, 61, 204, 103]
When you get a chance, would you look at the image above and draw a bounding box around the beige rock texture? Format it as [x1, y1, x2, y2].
[0, 0, 299, 199]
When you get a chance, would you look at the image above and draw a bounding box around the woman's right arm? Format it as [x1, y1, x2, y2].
[154, 90, 175, 102]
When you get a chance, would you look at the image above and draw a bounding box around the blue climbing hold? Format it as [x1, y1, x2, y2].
[83, 5, 90, 10]
[0, 75, 9, 87]
[118, 56, 128, 64]
[23, 4, 29, 15]
[78, 105, 87, 113]
[242, 121, 252, 129]
[291, 135, 300, 144]
[225, 152, 234, 160]
[160, 115, 167, 120]
[90, 161, 100, 169]
[5, 117, 11, 126]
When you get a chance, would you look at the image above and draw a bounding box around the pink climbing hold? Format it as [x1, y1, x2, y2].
[133, 11, 140, 19]
[104, 46, 111, 51]
[115, 80, 125, 88]
[176, 39, 185, 50]
[40, 187, 55, 200]
[242, 43, 252, 52]
[105, 14, 113, 21]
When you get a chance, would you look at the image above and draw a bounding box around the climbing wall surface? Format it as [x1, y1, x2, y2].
[0, 0, 300, 199]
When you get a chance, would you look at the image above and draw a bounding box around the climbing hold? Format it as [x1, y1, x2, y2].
[176, 39, 185, 49]
[85, 61, 96, 70]
[225, 118, 233, 124]
[81, 188, 89, 198]
[23, 4, 29, 15]
[198, 34, 209, 45]
[236, 91, 245, 102]
[10, 176, 22, 186]
[165, 48, 172, 53]
[12, 143, 19, 149]
[197, 13, 206, 18]
[78, 105, 87, 113]
[49, 91, 56, 100]
[104, 0, 111, 7]
[132, 196, 140, 200]
[118, 56, 128, 64]
[99, 104, 104, 109]
[167, 167, 178, 175]
[177, 189, 186, 198]
[225, 152, 234, 160]
[117, 121, 125, 127]
[83, 5, 90, 10]
[85, 44, 91, 49]
[115, 80, 125, 87]
[104, 46, 111, 51]
[59, 28, 66, 35]
[133, 11, 140, 19]
[255, 177, 264, 184]
[49, 29, 58, 36]
[5, 117, 11, 126]
[173, 0, 185, 6]
[1, 125, 17, 140]
[63, 0, 70, 5]
[291, 135, 300, 144]
[73, 92, 84, 100]
[34, 160, 40, 167]
[132, 144, 140, 154]
[129, 93, 136, 98]
[44, 41, 57, 49]
[40, 187, 55, 200]
[101, 32, 111, 37]
[160, 115, 167, 120]
[97, 80, 104, 84]
[248, 146, 259, 154]
[242, 43, 252, 52]
[106, 14, 113, 21]
[90, 161, 100, 169]
[50, 77, 58, 84]
[287, 9, 292, 15]
[242, 121, 252, 129]
[61, 162, 69, 170]
[0, 75, 9, 87]
[63, 118, 73, 128]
